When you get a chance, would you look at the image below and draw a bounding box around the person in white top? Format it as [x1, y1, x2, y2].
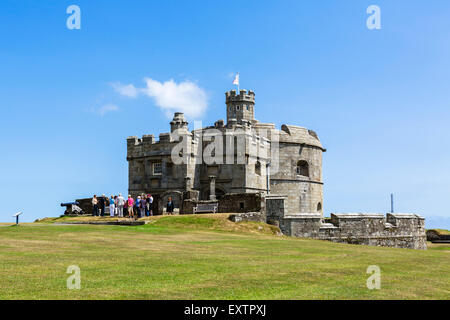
[92, 195, 99, 216]
[109, 195, 115, 217]
[148, 194, 154, 216]
[117, 193, 125, 217]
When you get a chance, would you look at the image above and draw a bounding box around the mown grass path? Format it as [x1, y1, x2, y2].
[0, 215, 448, 299]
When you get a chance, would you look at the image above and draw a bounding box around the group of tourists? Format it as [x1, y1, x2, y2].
[91, 194, 154, 218]
[91, 194, 175, 218]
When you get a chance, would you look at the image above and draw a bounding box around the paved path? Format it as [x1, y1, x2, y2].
[0, 223, 94, 227]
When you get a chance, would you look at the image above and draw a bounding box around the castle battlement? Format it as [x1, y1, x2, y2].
[225, 89, 255, 103]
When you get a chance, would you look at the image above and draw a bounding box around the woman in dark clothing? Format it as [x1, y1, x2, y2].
[98, 194, 106, 216]
[166, 197, 174, 215]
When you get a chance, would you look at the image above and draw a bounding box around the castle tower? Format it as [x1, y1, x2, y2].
[170, 112, 188, 132]
[225, 89, 255, 125]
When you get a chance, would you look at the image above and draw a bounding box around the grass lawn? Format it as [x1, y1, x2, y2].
[0, 214, 448, 300]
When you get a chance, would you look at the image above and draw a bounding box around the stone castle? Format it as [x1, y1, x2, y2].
[127, 89, 324, 215]
[126, 89, 427, 250]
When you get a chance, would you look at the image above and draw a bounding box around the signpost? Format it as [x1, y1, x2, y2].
[390, 194, 394, 213]
[13, 212, 23, 225]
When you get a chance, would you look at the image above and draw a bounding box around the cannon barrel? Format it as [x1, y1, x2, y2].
[60, 202, 80, 207]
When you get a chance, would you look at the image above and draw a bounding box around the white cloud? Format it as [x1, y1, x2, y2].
[98, 103, 120, 116]
[111, 82, 139, 98]
[112, 78, 208, 118]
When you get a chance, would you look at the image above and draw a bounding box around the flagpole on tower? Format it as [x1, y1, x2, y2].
[233, 72, 240, 92]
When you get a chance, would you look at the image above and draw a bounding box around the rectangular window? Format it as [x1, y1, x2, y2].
[153, 162, 162, 175]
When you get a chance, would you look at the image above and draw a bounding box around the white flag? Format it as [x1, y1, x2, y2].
[232, 73, 239, 86]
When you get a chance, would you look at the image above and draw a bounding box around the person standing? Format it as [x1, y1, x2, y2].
[134, 199, 138, 218]
[139, 196, 146, 218]
[127, 195, 135, 218]
[99, 194, 106, 216]
[123, 199, 128, 217]
[145, 194, 150, 217]
[109, 195, 115, 217]
[117, 193, 125, 217]
[148, 194, 154, 216]
[92, 195, 99, 216]
[166, 197, 174, 215]
[135, 196, 140, 218]
[136, 196, 143, 218]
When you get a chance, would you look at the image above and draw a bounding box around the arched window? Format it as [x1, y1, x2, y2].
[296, 160, 309, 177]
[317, 202, 322, 212]
[255, 161, 261, 176]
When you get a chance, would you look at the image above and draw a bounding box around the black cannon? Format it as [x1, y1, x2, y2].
[60, 201, 80, 207]
[60, 201, 83, 215]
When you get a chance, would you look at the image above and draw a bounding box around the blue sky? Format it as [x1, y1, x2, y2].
[0, 0, 449, 228]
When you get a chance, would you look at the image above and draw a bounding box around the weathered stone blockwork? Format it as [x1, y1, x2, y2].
[265, 196, 427, 250]
[218, 193, 261, 213]
[269, 127, 325, 215]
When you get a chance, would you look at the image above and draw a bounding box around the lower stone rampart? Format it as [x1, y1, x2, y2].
[264, 195, 427, 250]
[281, 213, 427, 250]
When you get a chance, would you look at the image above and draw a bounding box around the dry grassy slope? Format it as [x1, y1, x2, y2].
[36, 213, 281, 235]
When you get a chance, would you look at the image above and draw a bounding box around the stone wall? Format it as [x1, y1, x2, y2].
[265, 195, 286, 226]
[265, 196, 427, 250]
[426, 230, 450, 243]
[229, 212, 265, 223]
[218, 193, 262, 213]
[180, 192, 262, 214]
[181, 199, 196, 214]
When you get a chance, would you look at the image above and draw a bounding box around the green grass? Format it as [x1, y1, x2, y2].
[0, 214, 449, 300]
[429, 229, 450, 235]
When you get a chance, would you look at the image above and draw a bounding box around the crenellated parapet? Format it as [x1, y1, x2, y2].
[225, 89, 255, 103]
[264, 195, 427, 250]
